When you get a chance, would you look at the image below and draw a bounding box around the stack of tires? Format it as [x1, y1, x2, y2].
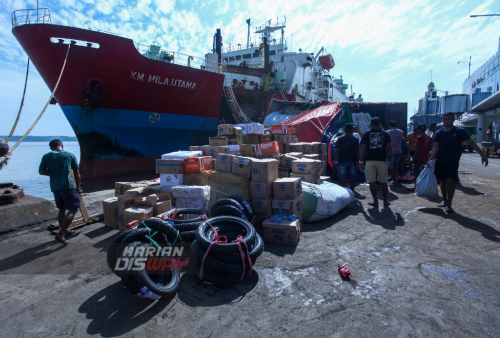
[211, 196, 255, 224]
[191, 216, 263, 285]
[159, 208, 208, 242]
[107, 218, 184, 299]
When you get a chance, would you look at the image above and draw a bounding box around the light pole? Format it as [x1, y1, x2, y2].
[458, 56, 471, 77]
[470, 14, 500, 17]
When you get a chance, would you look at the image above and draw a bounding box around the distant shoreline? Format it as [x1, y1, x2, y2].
[1, 136, 77, 142]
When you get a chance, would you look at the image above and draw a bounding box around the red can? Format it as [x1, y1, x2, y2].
[338, 263, 350, 278]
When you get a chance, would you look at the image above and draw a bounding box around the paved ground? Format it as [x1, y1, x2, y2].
[0, 152, 499, 337]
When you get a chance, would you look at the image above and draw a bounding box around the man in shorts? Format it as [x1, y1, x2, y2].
[360, 117, 393, 207]
[428, 113, 488, 213]
[39, 139, 81, 245]
[334, 123, 360, 191]
[408, 124, 432, 192]
[387, 121, 404, 183]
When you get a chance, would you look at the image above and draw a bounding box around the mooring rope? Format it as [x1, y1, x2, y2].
[0, 44, 71, 166]
[6, 58, 30, 143]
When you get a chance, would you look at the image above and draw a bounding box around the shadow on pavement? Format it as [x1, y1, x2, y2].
[79, 281, 172, 337]
[419, 208, 500, 242]
[0, 241, 65, 273]
[84, 225, 114, 239]
[455, 184, 484, 196]
[361, 206, 404, 230]
[264, 241, 297, 256]
[177, 270, 259, 307]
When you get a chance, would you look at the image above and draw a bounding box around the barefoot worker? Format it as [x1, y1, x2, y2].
[359, 117, 393, 207]
[39, 139, 81, 245]
[427, 113, 488, 213]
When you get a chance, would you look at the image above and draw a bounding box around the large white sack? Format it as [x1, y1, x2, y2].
[415, 160, 438, 197]
[171, 185, 210, 199]
[305, 182, 355, 222]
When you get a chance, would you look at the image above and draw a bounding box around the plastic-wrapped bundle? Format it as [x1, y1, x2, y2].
[301, 182, 355, 223]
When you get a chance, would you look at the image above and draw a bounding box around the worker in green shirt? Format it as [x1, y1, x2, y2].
[39, 139, 81, 245]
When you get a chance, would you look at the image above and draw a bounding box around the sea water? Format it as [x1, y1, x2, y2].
[0, 142, 80, 199]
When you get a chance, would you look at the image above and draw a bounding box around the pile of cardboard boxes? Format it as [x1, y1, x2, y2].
[103, 122, 330, 246]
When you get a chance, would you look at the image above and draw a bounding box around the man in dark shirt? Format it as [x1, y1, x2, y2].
[39, 139, 81, 245]
[334, 123, 359, 191]
[428, 113, 487, 213]
[359, 117, 393, 207]
[408, 124, 433, 191]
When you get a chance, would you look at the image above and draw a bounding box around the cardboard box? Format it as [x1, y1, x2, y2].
[184, 156, 213, 173]
[161, 150, 202, 160]
[320, 153, 328, 162]
[317, 143, 327, 153]
[160, 174, 184, 188]
[233, 126, 243, 135]
[319, 176, 331, 183]
[299, 143, 319, 154]
[154, 200, 172, 216]
[259, 153, 280, 160]
[278, 167, 291, 178]
[232, 156, 253, 178]
[215, 153, 233, 172]
[260, 134, 272, 143]
[280, 154, 300, 169]
[285, 143, 302, 153]
[274, 134, 297, 144]
[103, 197, 119, 229]
[203, 146, 230, 158]
[262, 218, 301, 245]
[209, 136, 228, 146]
[270, 124, 294, 135]
[124, 207, 153, 225]
[239, 144, 255, 154]
[292, 159, 318, 175]
[273, 177, 302, 199]
[290, 173, 314, 183]
[218, 124, 233, 135]
[226, 135, 242, 145]
[287, 152, 303, 158]
[115, 182, 146, 195]
[184, 171, 212, 186]
[320, 161, 326, 175]
[272, 195, 304, 215]
[125, 186, 154, 198]
[249, 134, 261, 144]
[209, 171, 250, 210]
[255, 141, 280, 157]
[303, 154, 319, 160]
[175, 198, 209, 211]
[189, 146, 201, 151]
[279, 144, 285, 154]
[156, 159, 185, 174]
[251, 159, 279, 182]
[251, 199, 273, 217]
[250, 181, 273, 199]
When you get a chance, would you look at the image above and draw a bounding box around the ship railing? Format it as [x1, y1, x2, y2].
[134, 42, 224, 73]
[11, 8, 52, 28]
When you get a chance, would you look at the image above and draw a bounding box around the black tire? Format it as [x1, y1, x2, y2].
[227, 196, 256, 224]
[138, 218, 179, 243]
[179, 230, 196, 242]
[169, 221, 204, 232]
[107, 231, 133, 275]
[196, 216, 256, 253]
[194, 233, 263, 274]
[202, 232, 264, 265]
[120, 242, 180, 298]
[112, 228, 165, 276]
[211, 197, 254, 221]
[118, 241, 147, 294]
[211, 205, 247, 220]
[160, 208, 207, 223]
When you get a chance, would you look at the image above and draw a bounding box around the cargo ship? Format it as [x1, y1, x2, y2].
[11, 9, 361, 183]
[11, 8, 224, 181]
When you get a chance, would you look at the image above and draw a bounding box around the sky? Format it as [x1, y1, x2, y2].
[1, 0, 500, 136]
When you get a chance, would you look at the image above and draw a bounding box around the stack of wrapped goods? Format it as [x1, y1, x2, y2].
[260, 177, 303, 245]
[171, 185, 210, 211]
[157, 150, 203, 189]
[271, 124, 298, 178]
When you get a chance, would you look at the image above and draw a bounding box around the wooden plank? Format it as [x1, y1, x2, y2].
[70, 169, 90, 222]
[49, 213, 104, 233]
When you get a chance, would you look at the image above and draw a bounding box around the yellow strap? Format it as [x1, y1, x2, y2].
[210, 187, 231, 196]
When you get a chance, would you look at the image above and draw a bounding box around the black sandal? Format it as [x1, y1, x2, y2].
[446, 206, 455, 213]
[438, 202, 446, 207]
[54, 235, 68, 245]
